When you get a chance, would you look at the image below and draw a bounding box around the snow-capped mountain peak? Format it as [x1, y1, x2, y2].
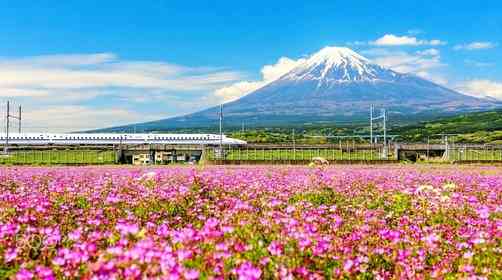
[114, 46, 497, 131]
[283, 46, 395, 84]
[308, 46, 370, 66]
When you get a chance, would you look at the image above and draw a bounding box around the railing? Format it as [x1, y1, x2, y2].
[0, 150, 117, 165]
[205, 145, 392, 162]
[448, 145, 502, 162]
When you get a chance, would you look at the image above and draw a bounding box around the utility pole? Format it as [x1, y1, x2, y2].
[444, 135, 449, 161]
[219, 104, 223, 158]
[292, 128, 296, 160]
[370, 106, 388, 158]
[370, 105, 373, 145]
[4, 101, 9, 154]
[18, 106, 21, 133]
[427, 136, 430, 160]
[3, 102, 21, 154]
[383, 108, 387, 158]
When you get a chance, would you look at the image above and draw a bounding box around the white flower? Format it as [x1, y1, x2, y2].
[443, 182, 457, 190]
[417, 185, 434, 193]
[137, 171, 156, 181]
[439, 195, 450, 203]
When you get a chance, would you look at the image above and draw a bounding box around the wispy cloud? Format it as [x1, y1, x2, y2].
[0, 53, 242, 93]
[464, 59, 494, 67]
[407, 29, 423, 35]
[370, 34, 446, 46]
[362, 48, 447, 84]
[0, 53, 245, 131]
[453, 42, 497, 50]
[214, 57, 306, 102]
[15, 105, 164, 132]
[456, 80, 502, 99]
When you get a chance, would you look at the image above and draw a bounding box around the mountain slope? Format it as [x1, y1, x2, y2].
[104, 47, 498, 131]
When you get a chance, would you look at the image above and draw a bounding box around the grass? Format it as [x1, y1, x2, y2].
[0, 150, 117, 165]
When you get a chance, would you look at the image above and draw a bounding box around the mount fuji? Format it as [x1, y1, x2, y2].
[107, 47, 498, 131]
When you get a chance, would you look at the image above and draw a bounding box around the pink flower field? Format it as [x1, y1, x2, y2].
[0, 166, 501, 279]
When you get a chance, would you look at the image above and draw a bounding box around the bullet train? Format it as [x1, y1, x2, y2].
[0, 133, 247, 146]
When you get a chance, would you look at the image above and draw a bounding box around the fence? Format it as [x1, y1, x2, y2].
[205, 145, 392, 162]
[448, 145, 502, 162]
[0, 150, 117, 165]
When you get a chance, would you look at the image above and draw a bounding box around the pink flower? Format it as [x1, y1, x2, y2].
[124, 264, 141, 279]
[267, 241, 283, 256]
[477, 206, 490, 219]
[423, 233, 440, 246]
[234, 242, 247, 253]
[4, 248, 17, 262]
[68, 229, 82, 241]
[233, 262, 261, 280]
[184, 269, 200, 280]
[344, 259, 354, 272]
[35, 266, 55, 280]
[116, 222, 139, 236]
[15, 269, 34, 280]
[176, 249, 193, 261]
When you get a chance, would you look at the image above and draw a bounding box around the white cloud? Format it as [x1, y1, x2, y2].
[14, 105, 164, 133]
[456, 80, 502, 100]
[464, 59, 494, 67]
[0, 88, 52, 98]
[261, 57, 303, 81]
[363, 48, 447, 84]
[214, 81, 266, 103]
[0, 53, 243, 99]
[415, 72, 448, 85]
[0, 53, 117, 67]
[417, 48, 440, 56]
[370, 34, 446, 46]
[214, 57, 306, 102]
[407, 29, 423, 35]
[0, 53, 246, 131]
[454, 42, 496, 50]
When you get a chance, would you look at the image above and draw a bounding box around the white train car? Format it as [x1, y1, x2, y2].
[0, 133, 247, 146]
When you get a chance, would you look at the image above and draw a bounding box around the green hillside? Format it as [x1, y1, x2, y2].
[229, 110, 502, 144]
[393, 110, 502, 143]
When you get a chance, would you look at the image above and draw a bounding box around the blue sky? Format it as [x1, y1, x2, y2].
[0, 1, 501, 131]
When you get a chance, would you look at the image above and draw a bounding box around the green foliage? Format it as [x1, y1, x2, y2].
[75, 196, 90, 209]
[288, 188, 346, 207]
[385, 193, 412, 216]
[0, 264, 18, 280]
[368, 254, 394, 272]
[226, 110, 502, 144]
[393, 110, 502, 143]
